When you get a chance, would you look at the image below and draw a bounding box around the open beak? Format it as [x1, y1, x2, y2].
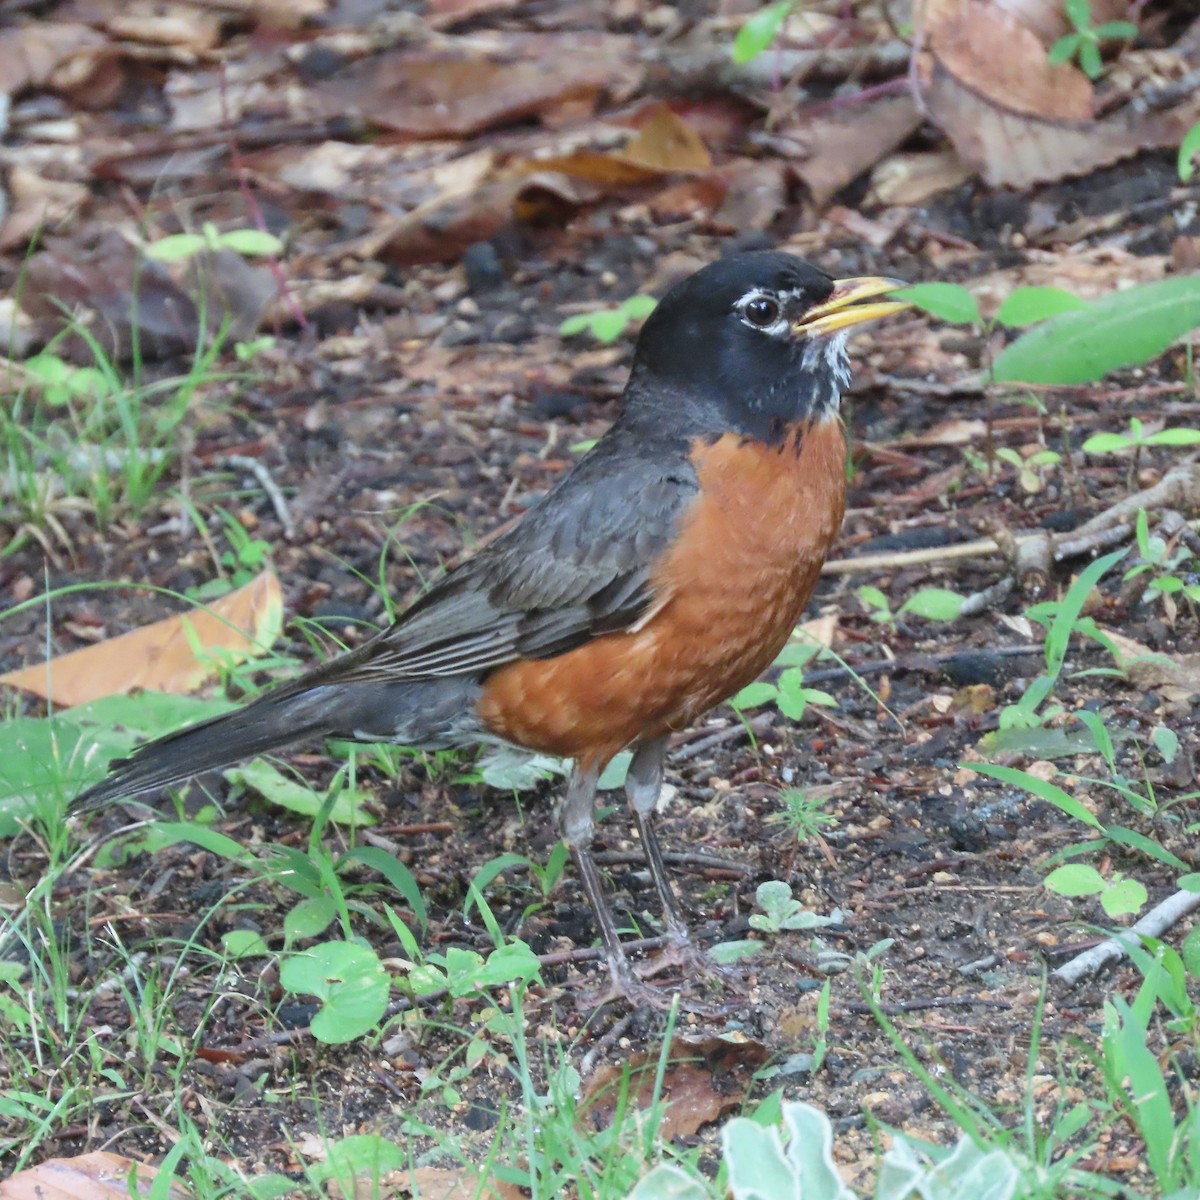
[794, 276, 910, 338]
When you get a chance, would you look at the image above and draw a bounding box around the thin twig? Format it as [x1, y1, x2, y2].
[223, 454, 295, 539]
[1053, 888, 1200, 986]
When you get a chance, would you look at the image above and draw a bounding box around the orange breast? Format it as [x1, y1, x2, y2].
[477, 418, 847, 767]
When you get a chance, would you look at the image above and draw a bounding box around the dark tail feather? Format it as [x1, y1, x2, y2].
[69, 685, 345, 814]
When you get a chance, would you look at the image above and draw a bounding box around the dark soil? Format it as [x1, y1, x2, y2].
[2, 4, 1200, 1190]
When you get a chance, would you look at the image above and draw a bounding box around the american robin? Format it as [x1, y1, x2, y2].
[71, 251, 908, 1007]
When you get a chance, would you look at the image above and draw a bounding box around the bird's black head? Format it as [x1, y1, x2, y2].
[624, 251, 907, 442]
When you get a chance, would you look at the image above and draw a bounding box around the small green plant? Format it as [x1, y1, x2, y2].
[1043, 862, 1147, 917]
[900, 275, 1200, 387]
[145, 221, 283, 263]
[1048, 0, 1138, 79]
[559, 295, 657, 344]
[985, 548, 1124, 738]
[1123, 509, 1200, 618]
[994, 445, 1062, 494]
[1180, 119, 1200, 182]
[856, 584, 965, 626]
[1082, 416, 1200, 486]
[731, 0, 798, 64]
[770, 788, 834, 844]
[632, 1099, 1030, 1200]
[749, 880, 832, 935]
[730, 637, 834, 722]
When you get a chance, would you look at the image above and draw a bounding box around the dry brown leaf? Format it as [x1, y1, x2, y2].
[0, 571, 282, 707]
[866, 149, 974, 207]
[1097, 628, 1200, 705]
[710, 159, 788, 231]
[916, 0, 1200, 186]
[923, 0, 1093, 120]
[314, 36, 642, 139]
[580, 1035, 768, 1141]
[613, 104, 712, 174]
[893, 418, 988, 448]
[103, 1, 225, 49]
[0, 1151, 188, 1199]
[787, 93, 922, 208]
[991, 0, 1127, 44]
[0, 167, 89, 251]
[391, 1167, 524, 1200]
[921, 61, 1196, 187]
[0, 22, 108, 94]
[798, 612, 838, 649]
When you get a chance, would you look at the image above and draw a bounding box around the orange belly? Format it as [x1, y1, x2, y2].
[477, 418, 847, 767]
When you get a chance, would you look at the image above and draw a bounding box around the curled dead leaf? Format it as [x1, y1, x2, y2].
[580, 1035, 768, 1140]
[0, 1150, 188, 1198]
[0, 571, 283, 707]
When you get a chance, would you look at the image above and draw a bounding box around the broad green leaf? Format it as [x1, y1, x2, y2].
[226, 760, 375, 825]
[899, 587, 964, 621]
[310, 1135, 407, 1191]
[284, 895, 338, 942]
[1081, 432, 1133, 453]
[1179, 120, 1200, 182]
[1078, 39, 1102, 79]
[1044, 864, 1105, 896]
[720, 1117, 795, 1199]
[995, 286, 1087, 327]
[1145, 427, 1200, 446]
[218, 228, 283, 257]
[622, 294, 658, 319]
[589, 309, 628, 343]
[559, 313, 592, 337]
[1100, 877, 1147, 917]
[1064, 0, 1090, 29]
[732, 0, 794, 65]
[856, 585, 890, 611]
[1094, 20, 1138, 39]
[731, 680, 777, 710]
[597, 750, 632, 790]
[628, 1164, 710, 1200]
[145, 233, 207, 261]
[222, 929, 269, 958]
[279, 941, 389, 1043]
[781, 1103, 854, 1200]
[993, 274, 1200, 385]
[894, 282, 980, 325]
[1153, 725, 1179, 763]
[1047, 35, 1079, 64]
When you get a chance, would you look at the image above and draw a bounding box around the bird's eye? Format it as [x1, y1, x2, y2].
[743, 296, 780, 327]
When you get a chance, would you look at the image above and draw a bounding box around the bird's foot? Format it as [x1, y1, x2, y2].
[576, 942, 739, 1016]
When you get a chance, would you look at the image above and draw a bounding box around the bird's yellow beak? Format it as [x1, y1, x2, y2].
[794, 276, 910, 337]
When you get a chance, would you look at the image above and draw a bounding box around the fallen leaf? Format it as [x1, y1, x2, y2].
[0, 1151, 188, 1198]
[0, 167, 89, 251]
[0, 22, 108, 95]
[916, 0, 1200, 186]
[866, 149, 974, 207]
[923, 0, 1093, 121]
[314, 36, 641, 139]
[1098, 628, 1200, 705]
[787, 93, 922, 208]
[0, 571, 283, 706]
[394, 1167, 524, 1200]
[580, 1035, 768, 1140]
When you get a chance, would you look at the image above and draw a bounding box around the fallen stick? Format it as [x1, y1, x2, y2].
[1053, 887, 1200, 986]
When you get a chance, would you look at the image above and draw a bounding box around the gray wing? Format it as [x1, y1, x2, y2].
[304, 433, 699, 686]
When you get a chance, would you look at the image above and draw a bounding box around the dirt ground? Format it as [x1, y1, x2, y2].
[2, 0, 1200, 1192]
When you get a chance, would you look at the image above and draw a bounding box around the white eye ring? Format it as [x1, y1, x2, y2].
[736, 290, 790, 337]
[743, 296, 780, 327]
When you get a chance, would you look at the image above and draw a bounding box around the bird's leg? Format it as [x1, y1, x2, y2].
[625, 736, 690, 948]
[561, 757, 675, 1010]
